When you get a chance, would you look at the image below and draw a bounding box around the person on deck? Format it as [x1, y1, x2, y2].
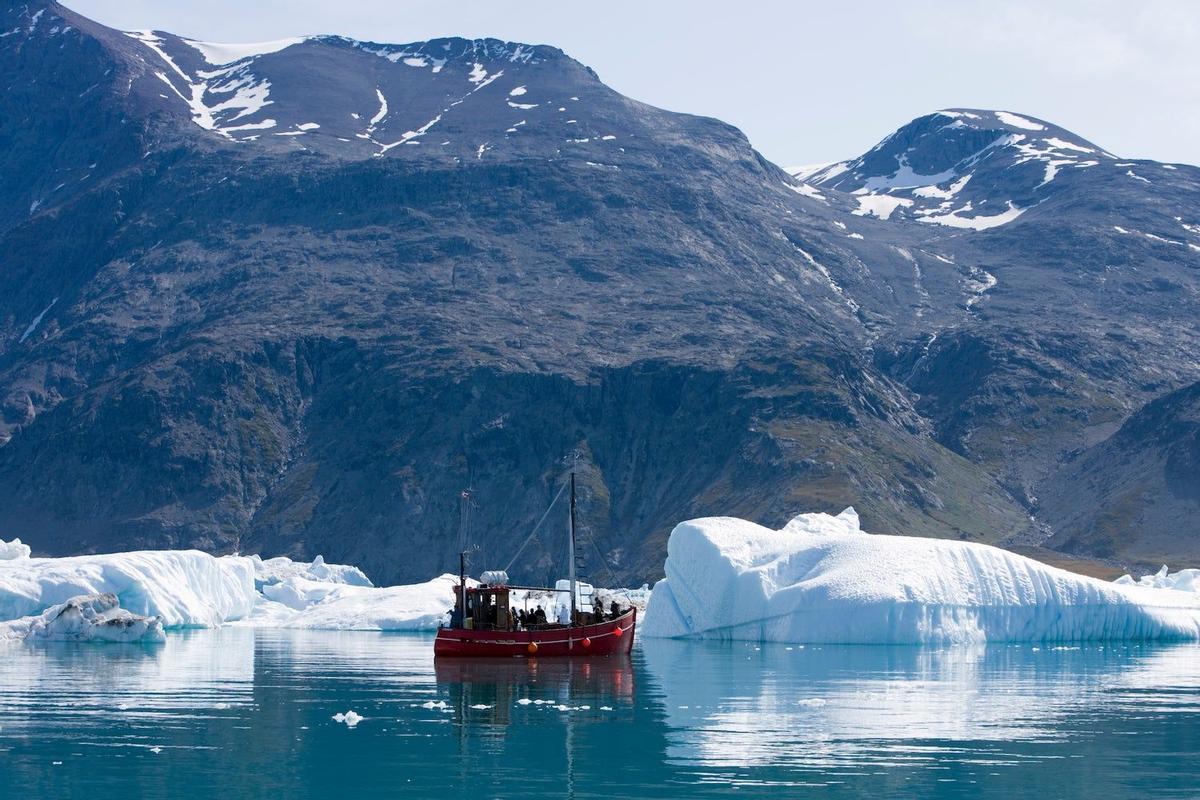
[610, 601, 621, 620]
[533, 605, 547, 625]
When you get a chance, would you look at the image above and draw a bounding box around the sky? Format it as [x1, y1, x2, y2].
[67, 0, 1200, 168]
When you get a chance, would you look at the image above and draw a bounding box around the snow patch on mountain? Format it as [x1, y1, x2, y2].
[995, 111, 1045, 131]
[853, 194, 913, 220]
[184, 37, 307, 65]
[918, 201, 1026, 231]
[128, 30, 279, 139]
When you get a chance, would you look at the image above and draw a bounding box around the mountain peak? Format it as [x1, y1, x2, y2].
[797, 109, 1121, 230]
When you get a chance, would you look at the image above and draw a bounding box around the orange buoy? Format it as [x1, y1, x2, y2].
[582, 637, 592, 648]
[527, 642, 539, 655]
[612, 626, 623, 638]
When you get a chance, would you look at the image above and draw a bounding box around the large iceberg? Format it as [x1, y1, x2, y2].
[0, 593, 166, 643]
[0, 547, 257, 627]
[641, 509, 1200, 644]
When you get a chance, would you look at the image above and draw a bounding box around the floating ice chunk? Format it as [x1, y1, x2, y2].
[0, 593, 165, 643]
[470, 704, 493, 710]
[332, 710, 363, 727]
[421, 700, 449, 710]
[0, 538, 31, 561]
[509, 86, 527, 96]
[797, 698, 827, 708]
[642, 510, 1200, 644]
[517, 698, 534, 705]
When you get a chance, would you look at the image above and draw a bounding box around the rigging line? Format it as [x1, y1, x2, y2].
[587, 532, 617, 585]
[503, 478, 569, 574]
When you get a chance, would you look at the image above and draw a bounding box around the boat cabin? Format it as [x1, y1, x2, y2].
[448, 570, 607, 632]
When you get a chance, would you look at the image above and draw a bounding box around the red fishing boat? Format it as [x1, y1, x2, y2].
[434, 473, 636, 658]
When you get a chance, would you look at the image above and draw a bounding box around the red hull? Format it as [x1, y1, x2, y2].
[434, 609, 636, 657]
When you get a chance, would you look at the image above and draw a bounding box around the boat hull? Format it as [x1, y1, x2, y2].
[434, 609, 636, 658]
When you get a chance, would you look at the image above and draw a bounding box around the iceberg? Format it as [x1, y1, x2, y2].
[250, 553, 373, 590]
[0, 537, 642, 635]
[1115, 566, 1200, 594]
[0, 593, 166, 643]
[641, 509, 1200, 644]
[0, 537, 31, 561]
[246, 573, 463, 630]
[0, 549, 257, 627]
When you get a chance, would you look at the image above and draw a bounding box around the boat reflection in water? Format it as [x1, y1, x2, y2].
[435, 655, 636, 732]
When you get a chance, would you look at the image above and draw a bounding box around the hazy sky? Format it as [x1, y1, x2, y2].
[68, 0, 1200, 168]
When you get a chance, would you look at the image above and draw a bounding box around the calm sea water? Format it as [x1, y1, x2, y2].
[1, 630, 1198, 799]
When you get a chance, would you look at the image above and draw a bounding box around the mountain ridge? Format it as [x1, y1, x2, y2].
[2, 1, 1199, 582]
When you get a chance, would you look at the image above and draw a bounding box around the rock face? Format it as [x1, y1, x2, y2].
[1, 2, 1198, 582]
[1041, 380, 1200, 564]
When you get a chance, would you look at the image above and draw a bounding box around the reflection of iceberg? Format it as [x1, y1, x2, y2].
[642, 510, 1200, 643]
[0, 629, 255, 739]
[641, 637, 1200, 772]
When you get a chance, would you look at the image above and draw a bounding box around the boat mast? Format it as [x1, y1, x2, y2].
[457, 489, 471, 626]
[568, 472, 578, 625]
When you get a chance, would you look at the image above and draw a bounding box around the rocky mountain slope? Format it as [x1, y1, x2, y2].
[1, 1, 1197, 582]
[1040, 379, 1200, 565]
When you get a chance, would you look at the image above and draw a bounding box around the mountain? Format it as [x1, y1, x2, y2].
[1039, 379, 1200, 565]
[1, 1, 1198, 582]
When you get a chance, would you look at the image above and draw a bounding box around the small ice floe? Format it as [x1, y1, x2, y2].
[149, 746, 163, 754]
[332, 710, 363, 727]
[469, 704, 493, 710]
[517, 698, 533, 705]
[599, 706, 613, 711]
[0, 594, 165, 643]
[420, 700, 449, 710]
[797, 698, 828, 708]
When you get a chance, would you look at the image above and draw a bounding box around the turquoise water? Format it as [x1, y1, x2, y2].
[1, 630, 1198, 799]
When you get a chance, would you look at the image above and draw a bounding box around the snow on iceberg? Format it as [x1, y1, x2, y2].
[0, 549, 256, 627]
[641, 509, 1200, 644]
[0, 593, 165, 643]
[0, 537, 31, 561]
